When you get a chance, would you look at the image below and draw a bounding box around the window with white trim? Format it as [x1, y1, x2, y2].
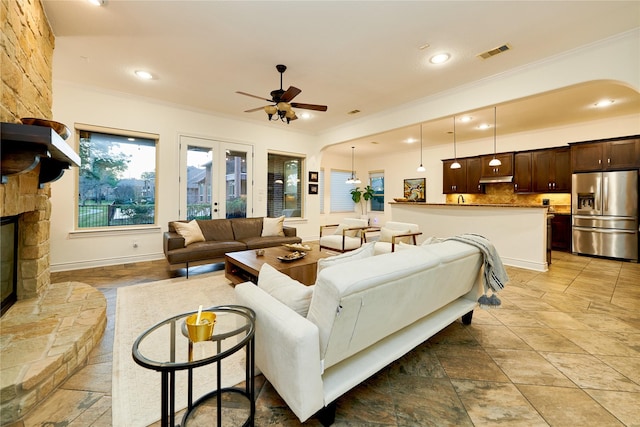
[330, 170, 355, 212]
[369, 171, 385, 212]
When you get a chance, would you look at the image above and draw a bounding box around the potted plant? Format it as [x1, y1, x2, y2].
[350, 185, 375, 217]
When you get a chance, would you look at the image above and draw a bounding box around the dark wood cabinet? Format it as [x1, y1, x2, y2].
[513, 152, 532, 193]
[571, 136, 640, 172]
[481, 153, 514, 178]
[532, 147, 571, 193]
[550, 214, 571, 252]
[443, 159, 467, 193]
[466, 157, 484, 194]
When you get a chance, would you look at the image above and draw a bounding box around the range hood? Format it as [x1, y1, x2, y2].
[479, 175, 514, 184]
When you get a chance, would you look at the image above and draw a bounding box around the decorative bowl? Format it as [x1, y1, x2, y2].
[283, 243, 312, 251]
[20, 118, 71, 140]
[277, 251, 306, 262]
[393, 197, 408, 202]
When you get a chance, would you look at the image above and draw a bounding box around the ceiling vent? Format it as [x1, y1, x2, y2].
[477, 43, 511, 59]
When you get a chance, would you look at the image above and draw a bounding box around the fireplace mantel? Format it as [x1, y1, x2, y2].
[1, 122, 80, 187]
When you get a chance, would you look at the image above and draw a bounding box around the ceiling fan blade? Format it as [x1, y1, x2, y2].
[291, 102, 328, 112]
[244, 106, 268, 113]
[280, 86, 302, 102]
[236, 91, 271, 102]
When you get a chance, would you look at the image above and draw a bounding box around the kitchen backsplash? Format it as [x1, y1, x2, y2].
[445, 183, 571, 213]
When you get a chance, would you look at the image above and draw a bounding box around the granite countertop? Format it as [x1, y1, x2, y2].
[390, 202, 572, 214]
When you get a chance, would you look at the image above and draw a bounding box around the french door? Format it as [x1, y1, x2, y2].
[179, 135, 253, 220]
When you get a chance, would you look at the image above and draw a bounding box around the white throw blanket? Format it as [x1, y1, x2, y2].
[446, 233, 509, 307]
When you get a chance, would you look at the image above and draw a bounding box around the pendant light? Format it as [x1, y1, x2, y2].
[488, 106, 502, 167]
[416, 124, 426, 172]
[346, 146, 361, 184]
[450, 116, 461, 169]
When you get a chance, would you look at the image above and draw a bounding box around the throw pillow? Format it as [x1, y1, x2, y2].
[172, 220, 205, 246]
[421, 236, 445, 245]
[379, 227, 412, 244]
[261, 216, 285, 237]
[333, 223, 358, 238]
[396, 241, 421, 251]
[258, 263, 313, 316]
[316, 242, 375, 273]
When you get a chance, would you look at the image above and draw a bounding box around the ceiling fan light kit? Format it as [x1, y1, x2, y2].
[237, 64, 327, 124]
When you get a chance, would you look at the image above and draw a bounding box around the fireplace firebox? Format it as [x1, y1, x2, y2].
[1, 215, 18, 316]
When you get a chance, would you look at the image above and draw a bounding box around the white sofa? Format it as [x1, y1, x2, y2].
[235, 240, 484, 425]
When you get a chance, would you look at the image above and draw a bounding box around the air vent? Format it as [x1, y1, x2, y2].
[477, 43, 511, 59]
[347, 109, 361, 115]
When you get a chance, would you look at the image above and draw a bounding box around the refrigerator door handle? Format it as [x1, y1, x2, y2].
[573, 226, 636, 234]
[603, 175, 608, 212]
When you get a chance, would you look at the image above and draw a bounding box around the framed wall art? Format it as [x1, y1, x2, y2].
[309, 183, 319, 194]
[403, 178, 426, 202]
[308, 171, 319, 182]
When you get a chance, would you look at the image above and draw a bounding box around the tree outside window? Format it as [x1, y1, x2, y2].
[78, 129, 157, 228]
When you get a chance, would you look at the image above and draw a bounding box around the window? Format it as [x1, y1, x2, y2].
[77, 127, 157, 228]
[330, 170, 355, 212]
[370, 172, 385, 212]
[268, 153, 304, 218]
[319, 169, 325, 214]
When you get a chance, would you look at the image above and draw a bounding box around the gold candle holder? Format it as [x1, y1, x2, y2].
[185, 312, 216, 342]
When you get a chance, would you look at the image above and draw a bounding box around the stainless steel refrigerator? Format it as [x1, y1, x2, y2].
[572, 170, 638, 261]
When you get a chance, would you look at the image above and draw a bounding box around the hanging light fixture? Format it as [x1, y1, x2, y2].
[416, 123, 426, 172]
[488, 106, 502, 167]
[450, 116, 461, 169]
[346, 146, 361, 184]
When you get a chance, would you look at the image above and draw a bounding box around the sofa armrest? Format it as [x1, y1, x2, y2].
[163, 231, 185, 254]
[391, 231, 423, 250]
[235, 282, 325, 422]
[283, 226, 297, 237]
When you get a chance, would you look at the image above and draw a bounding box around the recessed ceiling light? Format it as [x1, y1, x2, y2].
[134, 70, 154, 80]
[430, 53, 450, 64]
[405, 138, 417, 144]
[87, 0, 104, 5]
[477, 123, 491, 130]
[299, 112, 311, 120]
[594, 99, 614, 108]
[460, 116, 473, 122]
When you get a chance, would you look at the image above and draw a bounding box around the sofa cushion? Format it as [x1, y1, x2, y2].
[379, 227, 411, 244]
[197, 218, 234, 241]
[164, 240, 247, 264]
[262, 216, 285, 237]
[258, 263, 314, 316]
[243, 235, 302, 249]
[316, 242, 375, 273]
[172, 220, 205, 246]
[232, 217, 263, 240]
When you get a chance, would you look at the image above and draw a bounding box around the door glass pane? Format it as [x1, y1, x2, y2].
[186, 146, 213, 220]
[225, 150, 247, 218]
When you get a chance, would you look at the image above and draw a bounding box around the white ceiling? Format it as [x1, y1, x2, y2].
[43, 1, 640, 154]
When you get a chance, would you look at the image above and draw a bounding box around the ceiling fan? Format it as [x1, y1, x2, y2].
[236, 64, 328, 124]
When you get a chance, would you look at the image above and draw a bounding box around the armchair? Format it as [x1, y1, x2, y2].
[319, 218, 370, 253]
[367, 221, 422, 255]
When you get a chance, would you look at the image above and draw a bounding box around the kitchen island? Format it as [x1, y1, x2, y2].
[390, 202, 549, 271]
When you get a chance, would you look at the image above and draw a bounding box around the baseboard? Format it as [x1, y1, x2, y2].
[50, 252, 165, 272]
[502, 256, 548, 272]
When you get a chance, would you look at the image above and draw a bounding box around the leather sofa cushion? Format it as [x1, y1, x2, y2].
[197, 218, 234, 241]
[165, 240, 247, 264]
[242, 235, 302, 249]
[232, 217, 263, 240]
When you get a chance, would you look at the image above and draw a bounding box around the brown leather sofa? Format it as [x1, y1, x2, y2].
[163, 217, 301, 276]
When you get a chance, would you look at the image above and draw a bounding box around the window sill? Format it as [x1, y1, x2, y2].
[69, 226, 161, 239]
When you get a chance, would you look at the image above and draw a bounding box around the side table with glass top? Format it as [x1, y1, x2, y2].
[132, 305, 255, 427]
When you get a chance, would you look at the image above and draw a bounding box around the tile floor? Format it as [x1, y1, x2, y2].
[9, 251, 640, 426]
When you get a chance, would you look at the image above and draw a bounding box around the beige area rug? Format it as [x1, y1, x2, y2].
[112, 272, 245, 427]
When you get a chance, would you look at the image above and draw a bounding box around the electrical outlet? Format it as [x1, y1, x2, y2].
[132, 240, 139, 249]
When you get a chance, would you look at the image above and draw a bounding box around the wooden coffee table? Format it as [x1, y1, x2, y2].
[225, 244, 332, 286]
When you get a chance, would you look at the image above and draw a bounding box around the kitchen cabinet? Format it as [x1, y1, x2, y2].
[481, 153, 514, 180]
[550, 214, 571, 252]
[571, 136, 640, 172]
[513, 152, 532, 193]
[442, 159, 467, 193]
[532, 147, 571, 192]
[465, 157, 484, 194]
